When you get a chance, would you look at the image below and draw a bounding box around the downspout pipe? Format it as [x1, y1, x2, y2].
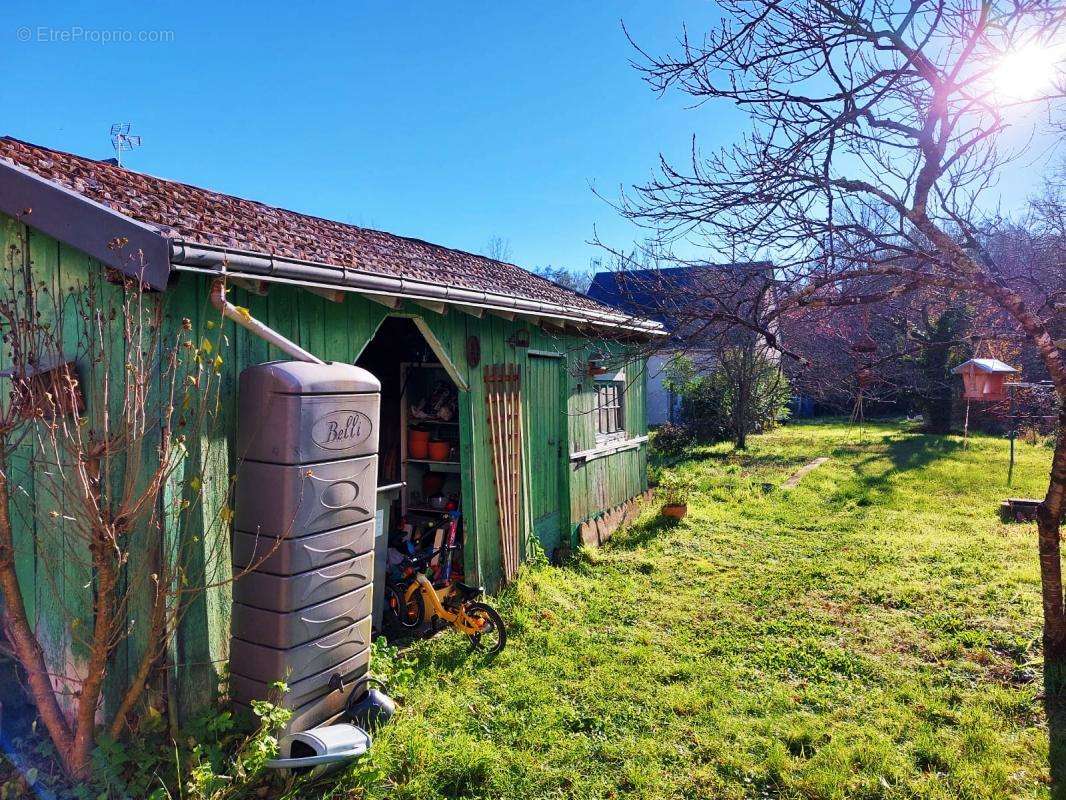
[209, 278, 324, 364]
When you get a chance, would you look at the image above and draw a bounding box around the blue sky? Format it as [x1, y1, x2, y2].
[0, 2, 1054, 277]
[0, 1, 749, 274]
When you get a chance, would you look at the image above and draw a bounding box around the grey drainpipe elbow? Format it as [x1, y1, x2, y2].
[209, 278, 324, 364]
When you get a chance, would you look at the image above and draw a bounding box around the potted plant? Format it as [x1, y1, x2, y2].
[659, 470, 695, 519]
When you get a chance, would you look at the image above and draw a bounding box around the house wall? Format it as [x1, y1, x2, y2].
[646, 353, 675, 426]
[0, 214, 649, 719]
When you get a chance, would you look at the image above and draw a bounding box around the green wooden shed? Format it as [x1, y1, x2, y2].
[0, 137, 662, 719]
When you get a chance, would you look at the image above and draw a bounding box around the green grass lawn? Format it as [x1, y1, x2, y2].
[313, 421, 1052, 798]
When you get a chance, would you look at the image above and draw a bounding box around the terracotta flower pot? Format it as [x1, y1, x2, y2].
[428, 440, 451, 461]
[661, 503, 688, 520]
[409, 429, 430, 459]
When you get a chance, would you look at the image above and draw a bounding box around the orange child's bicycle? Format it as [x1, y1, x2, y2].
[392, 557, 506, 654]
[386, 514, 506, 654]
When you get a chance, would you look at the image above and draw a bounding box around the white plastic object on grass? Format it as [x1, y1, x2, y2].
[266, 723, 371, 771]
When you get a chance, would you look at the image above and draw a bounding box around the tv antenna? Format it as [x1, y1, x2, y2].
[109, 123, 141, 167]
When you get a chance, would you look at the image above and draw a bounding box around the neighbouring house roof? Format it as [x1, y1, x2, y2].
[587, 263, 775, 336]
[952, 358, 1018, 374]
[0, 137, 663, 335]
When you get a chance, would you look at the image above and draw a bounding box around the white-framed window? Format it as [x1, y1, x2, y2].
[595, 380, 625, 441]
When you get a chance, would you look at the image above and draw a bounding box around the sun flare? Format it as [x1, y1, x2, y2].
[992, 41, 1063, 101]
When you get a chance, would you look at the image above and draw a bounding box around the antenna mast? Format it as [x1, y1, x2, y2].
[109, 123, 141, 167]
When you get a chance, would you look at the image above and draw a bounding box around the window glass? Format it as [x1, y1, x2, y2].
[595, 381, 625, 440]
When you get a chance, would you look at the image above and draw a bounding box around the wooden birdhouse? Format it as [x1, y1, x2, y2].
[952, 358, 1017, 402]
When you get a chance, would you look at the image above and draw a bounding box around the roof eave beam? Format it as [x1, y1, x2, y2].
[305, 285, 345, 303]
[230, 276, 269, 295]
[413, 299, 447, 315]
[363, 293, 403, 310]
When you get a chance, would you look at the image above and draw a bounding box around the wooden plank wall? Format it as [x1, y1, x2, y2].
[1, 219, 110, 716]
[566, 344, 650, 530]
[0, 213, 649, 717]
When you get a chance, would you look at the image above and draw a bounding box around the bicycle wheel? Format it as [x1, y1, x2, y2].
[463, 602, 506, 654]
[386, 583, 424, 629]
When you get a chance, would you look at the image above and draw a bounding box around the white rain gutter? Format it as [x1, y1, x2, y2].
[174, 242, 667, 337]
[209, 278, 324, 364]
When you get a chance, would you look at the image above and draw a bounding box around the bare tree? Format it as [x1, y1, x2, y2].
[666, 341, 790, 448]
[619, 0, 1066, 697]
[0, 257, 233, 779]
[534, 265, 594, 294]
[484, 235, 513, 263]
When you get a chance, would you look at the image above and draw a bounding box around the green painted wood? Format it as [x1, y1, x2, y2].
[4, 441, 36, 626]
[26, 229, 81, 710]
[172, 276, 233, 719]
[55, 242, 95, 674]
[118, 283, 171, 720]
[564, 346, 650, 533]
[0, 215, 38, 634]
[527, 354, 564, 553]
[3, 214, 651, 712]
[321, 294, 351, 363]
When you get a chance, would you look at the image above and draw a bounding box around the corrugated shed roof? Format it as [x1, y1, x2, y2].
[0, 136, 615, 317]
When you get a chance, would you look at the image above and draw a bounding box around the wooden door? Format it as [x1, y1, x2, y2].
[527, 354, 565, 555]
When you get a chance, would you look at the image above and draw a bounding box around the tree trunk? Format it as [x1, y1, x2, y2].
[920, 394, 953, 435]
[0, 471, 78, 775]
[1038, 511, 1066, 681]
[68, 521, 119, 779]
[109, 574, 168, 740]
[1040, 415, 1066, 795]
[1042, 416, 1066, 692]
[735, 370, 750, 449]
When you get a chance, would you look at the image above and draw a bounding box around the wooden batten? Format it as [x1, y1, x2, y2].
[540, 317, 566, 332]
[230, 276, 269, 295]
[411, 317, 469, 391]
[305, 285, 346, 303]
[484, 363, 524, 582]
[363, 293, 403, 309]
[413, 299, 447, 315]
[458, 305, 484, 318]
[489, 309, 516, 321]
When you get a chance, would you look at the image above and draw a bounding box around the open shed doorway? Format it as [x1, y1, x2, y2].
[356, 317, 470, 608]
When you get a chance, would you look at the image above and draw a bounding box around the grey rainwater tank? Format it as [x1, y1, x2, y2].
[230, 361, 380, 734]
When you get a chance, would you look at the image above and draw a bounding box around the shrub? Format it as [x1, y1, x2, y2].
[664, 350, 791, 447]
[663, 356, 730, 442]
[651, 423, 694, 458]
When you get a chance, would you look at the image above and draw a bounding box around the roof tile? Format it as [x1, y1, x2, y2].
[0, 136, 610, 315]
